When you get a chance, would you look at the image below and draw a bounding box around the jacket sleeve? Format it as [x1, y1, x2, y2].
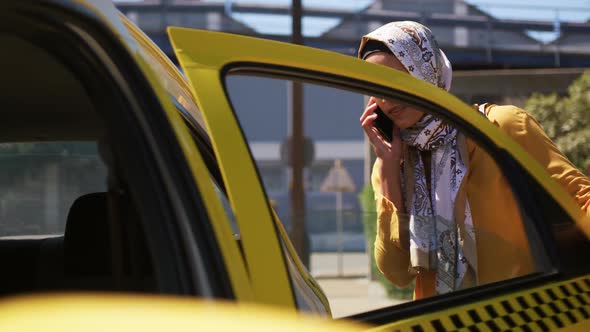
[371, 159, 414, 287]
[488, 105, 590, 215]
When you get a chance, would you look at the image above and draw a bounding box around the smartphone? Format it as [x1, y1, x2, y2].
[373, 107, 394, 142]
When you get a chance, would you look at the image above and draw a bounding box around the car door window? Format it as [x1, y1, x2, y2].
[225, 73, 555, 317]
[1, 18, 200, 299]
[0, 142, 106, 237]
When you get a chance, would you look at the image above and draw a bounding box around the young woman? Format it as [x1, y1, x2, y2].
[358, 21, 590, 299]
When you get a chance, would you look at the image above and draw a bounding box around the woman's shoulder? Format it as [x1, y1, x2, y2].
[473, 103, 529, 135]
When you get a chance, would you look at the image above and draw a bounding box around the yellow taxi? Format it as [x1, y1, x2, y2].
[1, 1, 590, 331]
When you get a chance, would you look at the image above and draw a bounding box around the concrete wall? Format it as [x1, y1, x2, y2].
[451, 68, 587, 107]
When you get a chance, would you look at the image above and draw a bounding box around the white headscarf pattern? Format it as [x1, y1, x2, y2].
[359, 21, 453, 92]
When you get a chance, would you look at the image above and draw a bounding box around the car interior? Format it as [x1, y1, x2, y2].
[0, 33, 157, 296]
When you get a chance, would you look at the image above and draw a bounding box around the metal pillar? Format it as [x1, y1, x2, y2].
[289, 0, 309, 268]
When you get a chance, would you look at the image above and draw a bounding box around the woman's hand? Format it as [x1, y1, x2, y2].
[360, 97, 404, 210]
[360, 97, 402, 164]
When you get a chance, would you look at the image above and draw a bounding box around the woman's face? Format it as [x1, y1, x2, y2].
[365, 52, 425, 129]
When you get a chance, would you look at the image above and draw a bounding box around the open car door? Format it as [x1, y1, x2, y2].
[168, 27, 590, 330]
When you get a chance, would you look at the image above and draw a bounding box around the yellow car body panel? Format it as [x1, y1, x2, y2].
[0, 294, 365, 332]
[166, 27, 589, 241]
[120, 16, 253, 302]
[368, 275, 590, 332]
[163, 58, 295, 308]
[136, 55, 256, 301]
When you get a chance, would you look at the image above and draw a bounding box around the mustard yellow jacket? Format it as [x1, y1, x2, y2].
[372, 104, 590, 299]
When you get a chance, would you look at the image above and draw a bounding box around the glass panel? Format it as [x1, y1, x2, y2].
[211, 177, 239, 238]
[171, 98, 240, 238]
[0, 142, 107, 237]
[225, 73, 552, 317]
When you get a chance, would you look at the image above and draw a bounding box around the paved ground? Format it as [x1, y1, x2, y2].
[309, 252, 409, 318]
[315, 277, 406, 318]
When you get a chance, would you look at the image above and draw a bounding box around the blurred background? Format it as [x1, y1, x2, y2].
[114, 0, 590, 317]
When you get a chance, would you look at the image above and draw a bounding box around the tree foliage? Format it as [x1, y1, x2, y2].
[525, 71, 590, 170]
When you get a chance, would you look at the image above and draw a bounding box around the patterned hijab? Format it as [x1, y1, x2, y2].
[359, 21, 478, 295]
[358, 21, 452, 92]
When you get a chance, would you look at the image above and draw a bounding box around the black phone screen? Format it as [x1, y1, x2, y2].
[373, 107, 394, 142]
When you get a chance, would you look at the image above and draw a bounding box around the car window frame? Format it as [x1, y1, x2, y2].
[170, 32, 298, 310]
[121, 15, 255, 301]
[219, 63, 569, 317]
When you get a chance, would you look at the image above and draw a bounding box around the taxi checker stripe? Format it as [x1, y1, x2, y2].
[406, 276, 590, 332]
